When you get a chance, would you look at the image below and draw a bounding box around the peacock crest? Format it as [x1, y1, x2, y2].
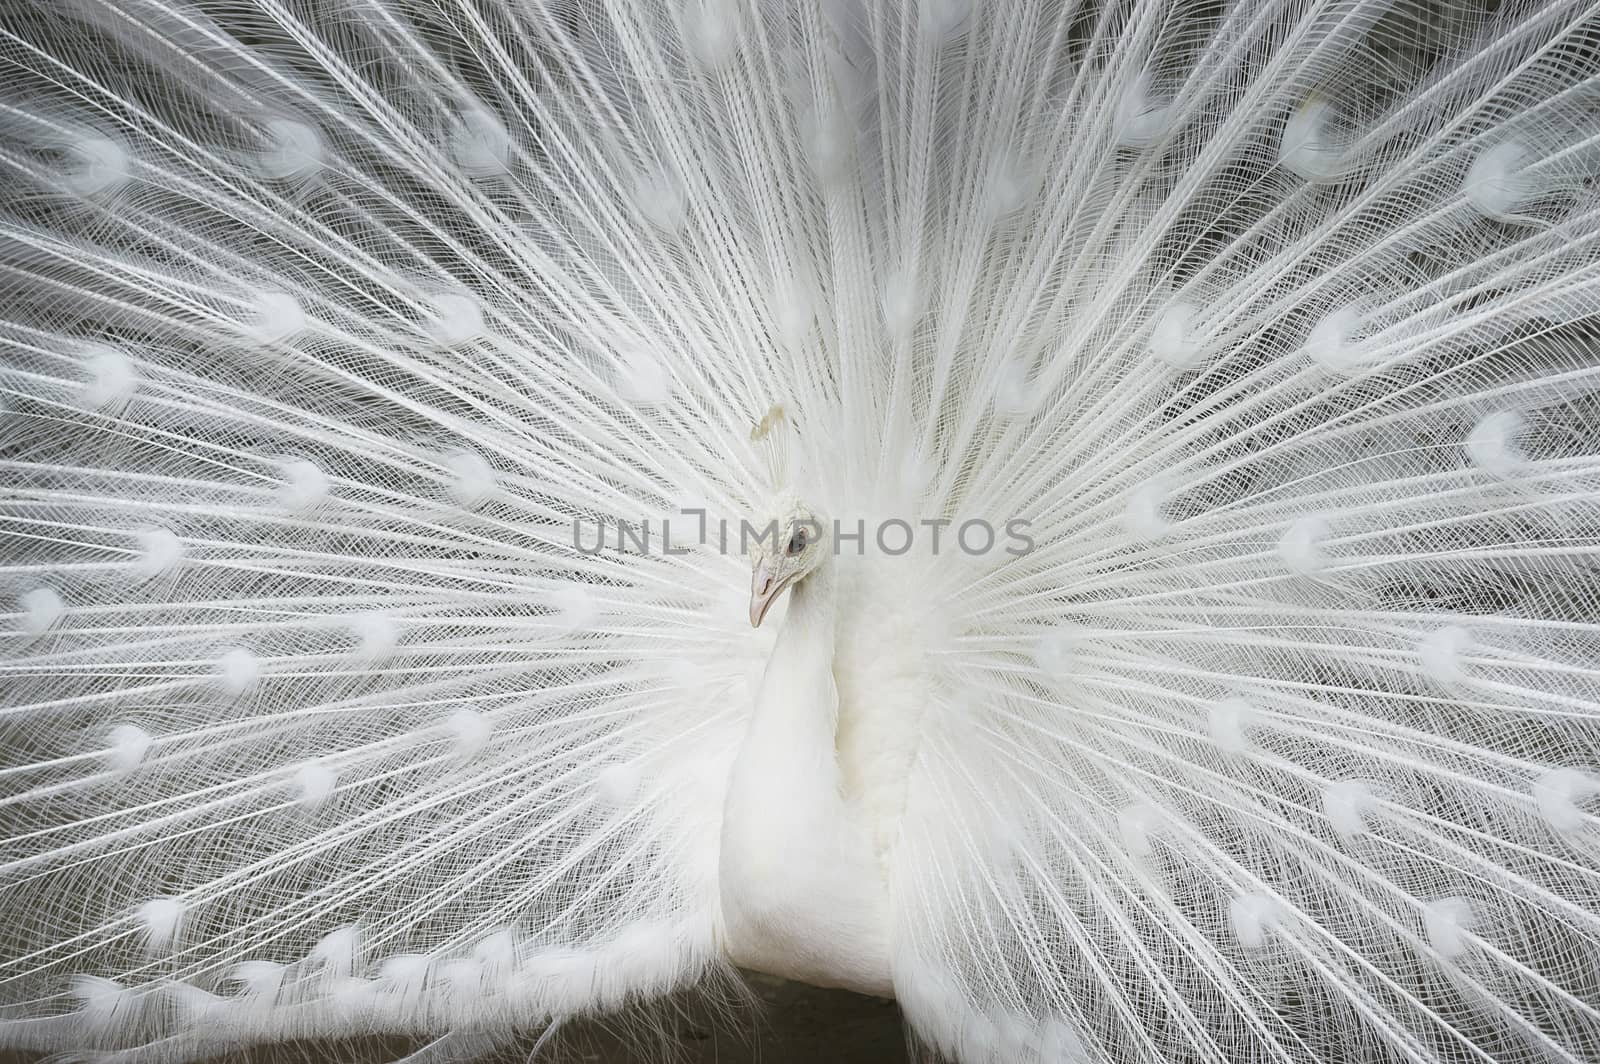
[748, 402, 804, 498]
[750, 404, 787, 442]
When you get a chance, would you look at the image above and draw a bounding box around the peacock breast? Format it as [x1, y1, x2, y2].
[832, 557, 942, 865]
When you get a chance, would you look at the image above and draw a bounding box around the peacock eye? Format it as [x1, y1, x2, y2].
[786, 527, 808, 555]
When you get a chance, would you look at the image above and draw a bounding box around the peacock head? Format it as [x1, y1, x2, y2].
[747, 490, 827, 627]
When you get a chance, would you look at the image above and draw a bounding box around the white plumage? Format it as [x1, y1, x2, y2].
[2, 1, 1600, 1062]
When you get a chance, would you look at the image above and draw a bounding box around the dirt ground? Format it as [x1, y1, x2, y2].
[0, 975, 912, 1063]
[514, 975, 911, 1064]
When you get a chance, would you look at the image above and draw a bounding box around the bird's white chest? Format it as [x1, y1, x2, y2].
[832, 576, 935, 861]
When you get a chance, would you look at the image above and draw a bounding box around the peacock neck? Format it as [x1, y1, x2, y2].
[783, 557, 837, 648]
[720, 554, 844, 841]
[721, 554, 843, 884]
[719, 552, 893, 993]
[747, 556, 838, 748]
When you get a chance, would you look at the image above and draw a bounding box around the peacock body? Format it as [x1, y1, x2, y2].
[2, 0, 1600, 1061]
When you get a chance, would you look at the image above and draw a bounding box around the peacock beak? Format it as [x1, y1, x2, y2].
[749, 563, 790, 627]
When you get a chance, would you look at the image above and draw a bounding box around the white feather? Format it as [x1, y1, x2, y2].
[104, 723, 153, 775]
[133, 527, 184, 580]
[292, 761, 337, 811]
[1424, 897, 1477, 960]
[215, 646, 260, 697]
[444, 708, 491, 759]
[80, 344, 137, 410]
[276, 459, 328, 511]
[348, 611, 399, 659]
[444, 450, 495, 509]
[1324, 779, 1377, 842]
[422, 290, 485, 347]
[17, 587, 63, 637]
[1229, 894, 1279, 950]
[135, 897, 185, 954]
[244, 291, 306, 345]
[1534, 768, 1597, 833]
[70, 976, 135, 1035]
[227, 961, 285, 1001]
[252, 119, 323, 183]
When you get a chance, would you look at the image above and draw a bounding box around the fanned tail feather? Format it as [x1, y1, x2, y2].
[2, 1, 1599, 1061]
